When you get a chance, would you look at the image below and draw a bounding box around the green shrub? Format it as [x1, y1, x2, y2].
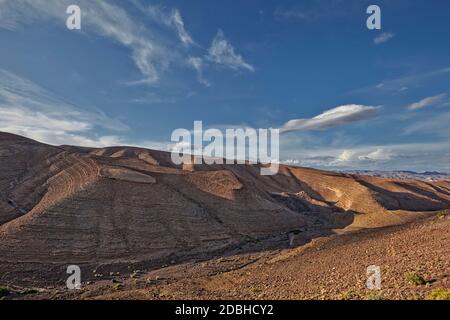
[250, 287, 261, 295]
[113, 283, 123, 291]
[405, 272, 427, 286]
[426, 288, 450, 300]
[340, 290, 356, 300]
[436, 211, 447, 219]
[365, 293, 384, 300]
[0, 287, 10, 297]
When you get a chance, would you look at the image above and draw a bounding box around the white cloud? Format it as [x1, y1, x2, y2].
[330, 149, 392, 166]
[280, 140, 450, 171]
[0, 1, 252, 86]
[374, 32, 395, 45]
[274, 2, 347, 21]
[282, 159, 300, 165]
[331, 150, 354, 165]
[187, 57, 211, 87]
[0, 107, 124, 148]
[0, 0, 195, 85]
[407, 93, 447, 110]
[131, 2, 195, 47]
[274, 8, 308, 20]
[0, 69, 128, 147]
[207, 30, 254, 72]
[404, 111, 450, 136]
[280, 104, 381, 133]
[170, 9, 194, 47]
[358, 148, 392, 161]
[352, 68, 450, 95]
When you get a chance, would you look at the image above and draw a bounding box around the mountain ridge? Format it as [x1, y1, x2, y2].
[0, 132, 449, 286]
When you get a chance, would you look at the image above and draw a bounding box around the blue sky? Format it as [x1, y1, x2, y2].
[0, 0, 449, 171]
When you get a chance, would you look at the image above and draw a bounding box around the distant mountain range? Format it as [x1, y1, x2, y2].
[343, 170, 450, 181]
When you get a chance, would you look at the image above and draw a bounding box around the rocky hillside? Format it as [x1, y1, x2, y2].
[0, 132, 449, 286]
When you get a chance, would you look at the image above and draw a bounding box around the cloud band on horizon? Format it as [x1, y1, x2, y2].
[280, 104, 381, 133]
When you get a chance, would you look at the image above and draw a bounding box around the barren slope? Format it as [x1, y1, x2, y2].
[0, 132, 449, 288]
[78, 214, 449, 301]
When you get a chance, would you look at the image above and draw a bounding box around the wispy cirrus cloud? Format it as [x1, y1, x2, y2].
[374, 32, 395, 45]
[206, 30, 255, 72]
[0, 69, 129, 147]
[274, 0, 353, 22]
[274, 8, 308, 20]
[0, 1, 254, 87]
[280, 104, 381, 133]
[170, 9, 195, 47]
[404, 111, 450, 137]
[351, 67, 450, 95]
[187, 29, 255, 86]
[407, 93, 447, 110]
[0, 0, 178, 85]
[187, 57, 211, 87]
[130, 1, 195, 47]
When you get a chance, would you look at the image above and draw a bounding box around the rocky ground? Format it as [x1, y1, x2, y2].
[2, 212, 449, 300]
[1, 132, 449, 300]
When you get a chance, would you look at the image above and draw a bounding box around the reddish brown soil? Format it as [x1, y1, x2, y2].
[0, 132, 449, 300]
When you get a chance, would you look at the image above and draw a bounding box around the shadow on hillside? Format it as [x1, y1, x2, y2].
[354, 178, 449, 211]
[393, 182, 450, 203]
[424, 182, 450, 197]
